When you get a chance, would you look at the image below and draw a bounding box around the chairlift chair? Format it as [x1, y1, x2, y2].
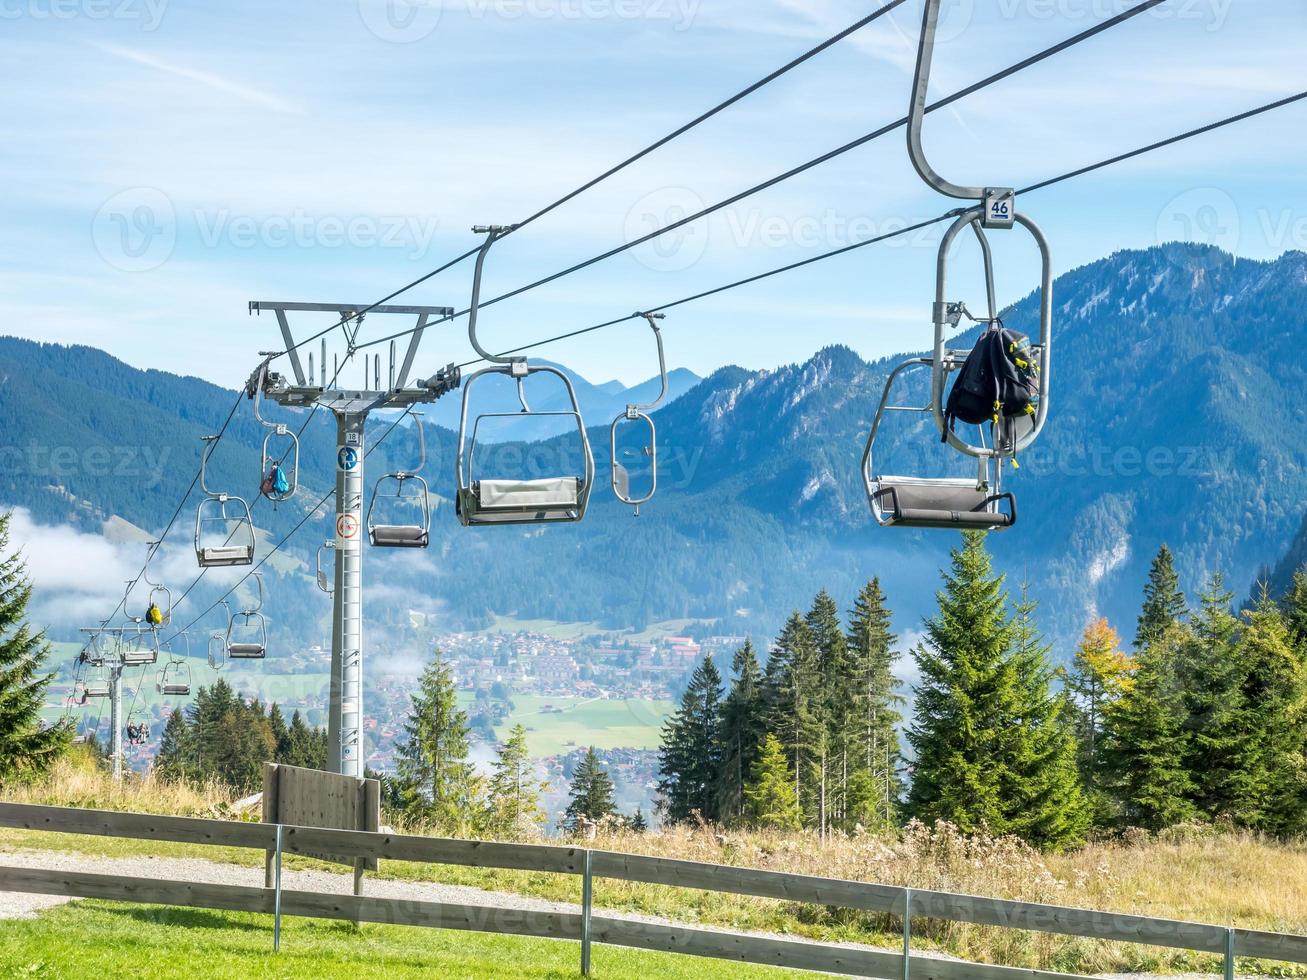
[456, 225, 595, 527]
[121, 629, 159, 666]
[862, 0, 1051, 532]
[194, 435, 257, 567]
[367, 414, 431, 548]
[224, 573, 268, 660]
[610, 313, 669, 516]
[250, 360, 300, 504]
[315, 540, 335, 594]
[156, 659, 192, 697]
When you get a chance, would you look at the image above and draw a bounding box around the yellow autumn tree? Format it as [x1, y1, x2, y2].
[1062, 618, 1136, 823]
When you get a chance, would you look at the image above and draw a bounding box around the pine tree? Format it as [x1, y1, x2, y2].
[154, 708, 190, 782]
[762, 612, 819, 825]
[1005, 589, 1091, 848]
[716, 640, 766, 823]
[1136, 544, 1187, 649]
[908, 534, 1088, 847]
[1177, 575, 1243, 818]
[744, 733, 802, 830]
[1101, 625, 1196, 831]
[1062, 618, 1135, 824]
[628, 808, 649, 833]
[483, 724, 546, 840]
[805, 590, 844, 838]
[1281, 569, 1307, 647]
[285, 710, 326, 770]
[0, 512, 70, 782]
[846, 578, 902, 831]
[657, 655, 724, 823]
[394, 652, 478, 831]
[269, 703, 291, 763]
[565, 746, 617, 828]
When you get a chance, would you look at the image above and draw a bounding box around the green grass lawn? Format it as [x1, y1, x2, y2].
[0, 900, 811, 979]
[496, 696, 674, 755]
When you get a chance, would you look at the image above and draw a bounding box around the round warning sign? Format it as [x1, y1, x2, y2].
[337, 447, 359, 471]
[336, 514, 360, 540]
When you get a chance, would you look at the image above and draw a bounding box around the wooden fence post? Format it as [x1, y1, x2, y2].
[273, 824, 284, 953]
[581, 849, 593, 976]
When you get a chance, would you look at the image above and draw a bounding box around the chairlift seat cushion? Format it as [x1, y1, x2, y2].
[477, 477, 581, 510]
[872, 476, 1015, 530]
[199, 545, 254, 567]
[122, 652, 157, 666]
[370, 524, 430, 548]
[228, 644, 266, 659]
[159, 684, 191, 696]
[82, 684, 111, 699]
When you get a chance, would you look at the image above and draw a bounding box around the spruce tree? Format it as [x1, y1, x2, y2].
[0, 512, 70, 782]
[805, 590, 844, 837]
[565, 746, 617, 827]
[1005, 589, 1091, 848]
[1101, 625, 1196, 831]
[846, 578, 902, 830]
[658, 655, 724, 823]
[716, 640, 766, 823]
[269, 703, 291, 763]
[908, 534, 1087, 847]
[1281, 569, 1307, 647]
[483, 724, 546, 840]
[1062, 618, 1135, 824]
[1177, 575, 1243, 818]
[762, 612, 820, 826]
[154, 708, 190, 783]
[1136, 544, 1187, 649]
[1228, 593, 1307, 834]
[744, 733, 802, 830]
[395, 652, 478, 830]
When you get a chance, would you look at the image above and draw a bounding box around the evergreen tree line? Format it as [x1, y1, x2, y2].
[154, 679, 328, 794]
[658, 579, 904, 838]
[1070, 544, 1307, 836]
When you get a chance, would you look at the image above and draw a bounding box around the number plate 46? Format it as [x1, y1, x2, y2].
[983, 188, 1016, 229]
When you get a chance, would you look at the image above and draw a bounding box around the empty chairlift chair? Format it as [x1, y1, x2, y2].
[455, 225, 595, 527]
[194, 435, 257, 567]
[610, 313, 669, 516]
[224, 574, 268, 660]
[367, 413, 432, 548]
[207, 631, 227, 672]
[121, 629, 159, 666]
[157, 658, 192, 697]
[862, 0, 1051, 532]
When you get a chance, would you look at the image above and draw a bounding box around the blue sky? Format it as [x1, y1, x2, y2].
[1, 0, 1303, 388]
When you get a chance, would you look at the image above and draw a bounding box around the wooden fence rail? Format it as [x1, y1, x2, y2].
[0, 801, 1302, 979]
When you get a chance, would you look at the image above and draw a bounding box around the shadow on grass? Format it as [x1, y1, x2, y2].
[95, 903, 271, 934]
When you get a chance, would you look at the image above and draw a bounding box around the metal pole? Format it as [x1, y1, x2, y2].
[902, 886, 912, 980]
[1224, 927, 1235, 980]
[581, 849, 593, 976]
[273, 824, 284, 952]
[330, 412, 366, 778]
[109, 663, 123, 783]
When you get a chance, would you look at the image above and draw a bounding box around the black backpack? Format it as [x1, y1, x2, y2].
[943, 322, 1039, 438]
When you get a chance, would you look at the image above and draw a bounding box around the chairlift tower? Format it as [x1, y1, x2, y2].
[250, 301, 460, 778]
[77, 626, 157, 782]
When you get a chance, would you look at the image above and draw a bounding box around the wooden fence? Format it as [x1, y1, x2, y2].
[1, 801, 1304, 979]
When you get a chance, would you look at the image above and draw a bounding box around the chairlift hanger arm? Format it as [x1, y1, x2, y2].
[907, 0, 1014, 218]
[627, 312, 669, 415]
[467, 225, 523, 369]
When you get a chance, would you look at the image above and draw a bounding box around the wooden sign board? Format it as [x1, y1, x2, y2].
[263, 763, 381, 873]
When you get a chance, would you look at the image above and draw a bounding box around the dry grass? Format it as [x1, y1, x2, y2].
[1, 755, 239, 819]
[4, 767, 1305, 976]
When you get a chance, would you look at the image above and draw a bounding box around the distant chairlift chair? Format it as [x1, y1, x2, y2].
[157, 657, 192, 697]
[121, 629, 159, 667]
[367, 413, 432, 548]
[456, 225, 595, 527]
[610, 313, 669, 516]
[225, 573, 268, 660]
[194, 434, 257, 567]
[863, 0, 1052, 531]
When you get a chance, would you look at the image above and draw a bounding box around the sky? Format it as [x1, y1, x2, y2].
[1, 0, 1304, 388]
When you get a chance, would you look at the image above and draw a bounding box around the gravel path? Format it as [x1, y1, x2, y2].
[0, 849, 1274, 978]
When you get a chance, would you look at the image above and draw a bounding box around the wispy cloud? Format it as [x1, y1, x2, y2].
[92, 42, 296, 114]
